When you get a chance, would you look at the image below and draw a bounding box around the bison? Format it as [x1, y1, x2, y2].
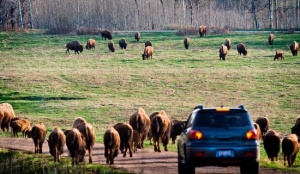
[129, 107, 151, 149]
[236, 43, 247, 56]
[66, 40, 84, 54]
[142, 46, 154, 60]
[135, 32, 140, 42]
[282, 134, 299, 167]
[255, 116, 270, 138]
[291, 117, 300, 137]
[224, 38, 231, 50]
[65, 128, 86, 165]
[108, 41, 115, 52]
[219, 44, 228, 60]
[132, 130, 140, 153]
[170, 119, 187, 144]
[0, 103, 16, 132]
[119, 38, 127, 49]
[72, 117, 96, 163]
[104, 127, 120, 164]
[144, 41, 152, 47]
[31, 122, 47, 154]
[290, 41, 299, 56]
[101, 30, 113, 40]
[183, 37, 190, 49]
[113, 122, 133, 157]
[48, 127, 66, 162]
[253, 122, 262, 141]
[268, 33, 274, 45]
[274, 50, 284, 61]
[150, 110, 171, 152]
[263, 129, 281, 161]
[85, 39, 96, 51]
[199, 25, 207, 37]
[11, 119, 31, 137]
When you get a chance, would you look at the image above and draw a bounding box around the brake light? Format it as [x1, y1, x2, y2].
[189, 130, 203, 140]
[216, 107, 230, 112]
[245, 129, 258, 140]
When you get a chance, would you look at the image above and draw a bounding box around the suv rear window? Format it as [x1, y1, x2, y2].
[194, 110, 251, 127]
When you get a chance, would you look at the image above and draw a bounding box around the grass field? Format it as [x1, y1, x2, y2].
[0, 30, 300, 172]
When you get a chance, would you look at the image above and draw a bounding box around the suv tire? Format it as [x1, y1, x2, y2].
[240, 161, 259, 174]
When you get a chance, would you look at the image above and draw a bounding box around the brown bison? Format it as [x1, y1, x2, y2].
[119, 38, 127, 49]
[129, 107, 151, 149]
[290, 41, 299, 56]
[144, 40, 152, 47]
[108, 41, 115, 52]
[199, 25, 207, 37]
[263, 129, 281, 161]
[113, 122, 133, 157]
[65, 128, 86, 165]
[72, 117, 96, 163]
[237, 43, 247, 56]
[104, 127, 120, 164]
[101, 30, 113, 40]
[183, 37, 190, 49]
[170, 119, 187, 144]
[150, 110, 171, 152]
[85, 39, 96, 51]
[48, 127, 66, 162]
[132, 130, 140, 153]
[274, 50, 284, 61]
[135, 32, 140, 42]
[219, 44, 228, 60]
[224, 38, 231, 50]
[282, 134, 299, 167]
[0, 103, 16, 132]
[66, 40, 84, 54]
[31, 122, 46, 154]
[255, 116, 270, 138]
[11, 119, 31, 137]
[291, 117, 300, 137]
[142, 46, 154, 60]
[253, 122, 262, 141]
[268, 33, 274, 45]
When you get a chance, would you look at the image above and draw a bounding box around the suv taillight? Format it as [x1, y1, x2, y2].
[189, 130, 203, 140]
[245, 129, 258, 140]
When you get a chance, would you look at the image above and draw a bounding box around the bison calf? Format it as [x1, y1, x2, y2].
[66, 40, 84, 54]
[282, 134, 299, 167]
[170, 119, 186, 144]
[11, 119, 31, 138]
[263, 129, 281, 161]
[31, 122, 47, 154]
[132, 130, 140, 153]
[86, 39, 96, 51]
[199, 25, 207, 37]
[255, 116, 270, 138]
[108, 41, 115, 52]
[219, 44, 228, 60]
[268, 33, 274, 45]
[237, 43, 247, 56]
[142, 46, 154, 60]
[65, 128, 86, 165]
[135, 32, 140, 42]
[290, 41, 299, 56]
[104, 127, 120, 164]
[119, 38, 127, 49]
[113, 123, 133, 157]
[48, 127, 66, 162]
[274, 50, 284, 61]
[183, 37, 190, 49]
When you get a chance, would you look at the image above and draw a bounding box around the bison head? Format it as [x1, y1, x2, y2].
[79, 45, 84, 52]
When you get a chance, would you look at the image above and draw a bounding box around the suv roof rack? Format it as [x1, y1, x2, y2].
[238, 104, 245, 109]
[194, 104, 203, 110]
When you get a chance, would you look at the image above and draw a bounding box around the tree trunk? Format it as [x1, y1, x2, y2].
[269, 0, 273, 29]
[251, 0, 259, 29]
[297, 0, 299, 28]
[27, 0, 33, 29]
[17, 0, 23, 28]
[274, 0, 278, 29]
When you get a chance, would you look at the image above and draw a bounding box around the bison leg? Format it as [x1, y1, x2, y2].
[88, 148, 93, 163]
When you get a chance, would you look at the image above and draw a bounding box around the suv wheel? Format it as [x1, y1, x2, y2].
[240, 161, 259, 174]
[177, 150, 185, 174]
[185, 160, 195, 174]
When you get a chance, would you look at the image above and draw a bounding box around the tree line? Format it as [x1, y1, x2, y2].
[0, 0, 299, 32]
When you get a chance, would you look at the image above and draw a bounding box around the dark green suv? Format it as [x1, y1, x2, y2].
[177, 105, 260, 174]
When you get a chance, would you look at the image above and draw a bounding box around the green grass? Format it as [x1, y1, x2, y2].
[1, 30, 300, 172]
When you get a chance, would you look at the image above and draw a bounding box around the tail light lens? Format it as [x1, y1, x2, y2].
[245, 129, 258, 140]
[189, 130, 203, 140]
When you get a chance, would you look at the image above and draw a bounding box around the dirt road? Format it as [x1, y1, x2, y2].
[0, 137, 297, 174]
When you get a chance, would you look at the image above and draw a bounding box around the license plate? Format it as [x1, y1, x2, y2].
[216, 150, 234, 157]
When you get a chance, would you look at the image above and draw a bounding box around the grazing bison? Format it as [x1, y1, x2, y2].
[263, 129, 281, 161]
[113, 123, 133, 157]
[129, 107, 151, 149]
[135, 32, 140, 42]
[108, 41, 115, 52]
[282, 134, 299, 167]
[255, 116, 270, 138]
[101, 30, 113, 40]
[31, 122, 47, 154]
[170, 119, 187, 144]
[274, 50, 284, 61]
[85, 39, 96, 51]
[0, 103, 16, 132]
[48, 127, 66, 162]
[11, 119, 31, 137]
[132, 130, 140, 153]
[66, 40, 84, 54]
[236, 43, 247, 56]
[219, 44, 228, 60]
[183, 37, 190, 49]
[253, 122, 262, 141]
[199, 25, 207, 37]
[65, 128, 86, 165]
[104, 127, 120, 164]
[290, 41, 299, 56]
[291, 117, 300, 137]
[119, 38, 127, 49]
[144, 40, 152, 47]
[268, 33, 274, 45]
[72, 117, 96, 163]
[142, 46, 154, 60]
[150, 110, 171, 152]
[224, 38, 231, 50]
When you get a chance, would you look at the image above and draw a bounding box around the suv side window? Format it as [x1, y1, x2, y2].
[186, 111, 196, 128]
